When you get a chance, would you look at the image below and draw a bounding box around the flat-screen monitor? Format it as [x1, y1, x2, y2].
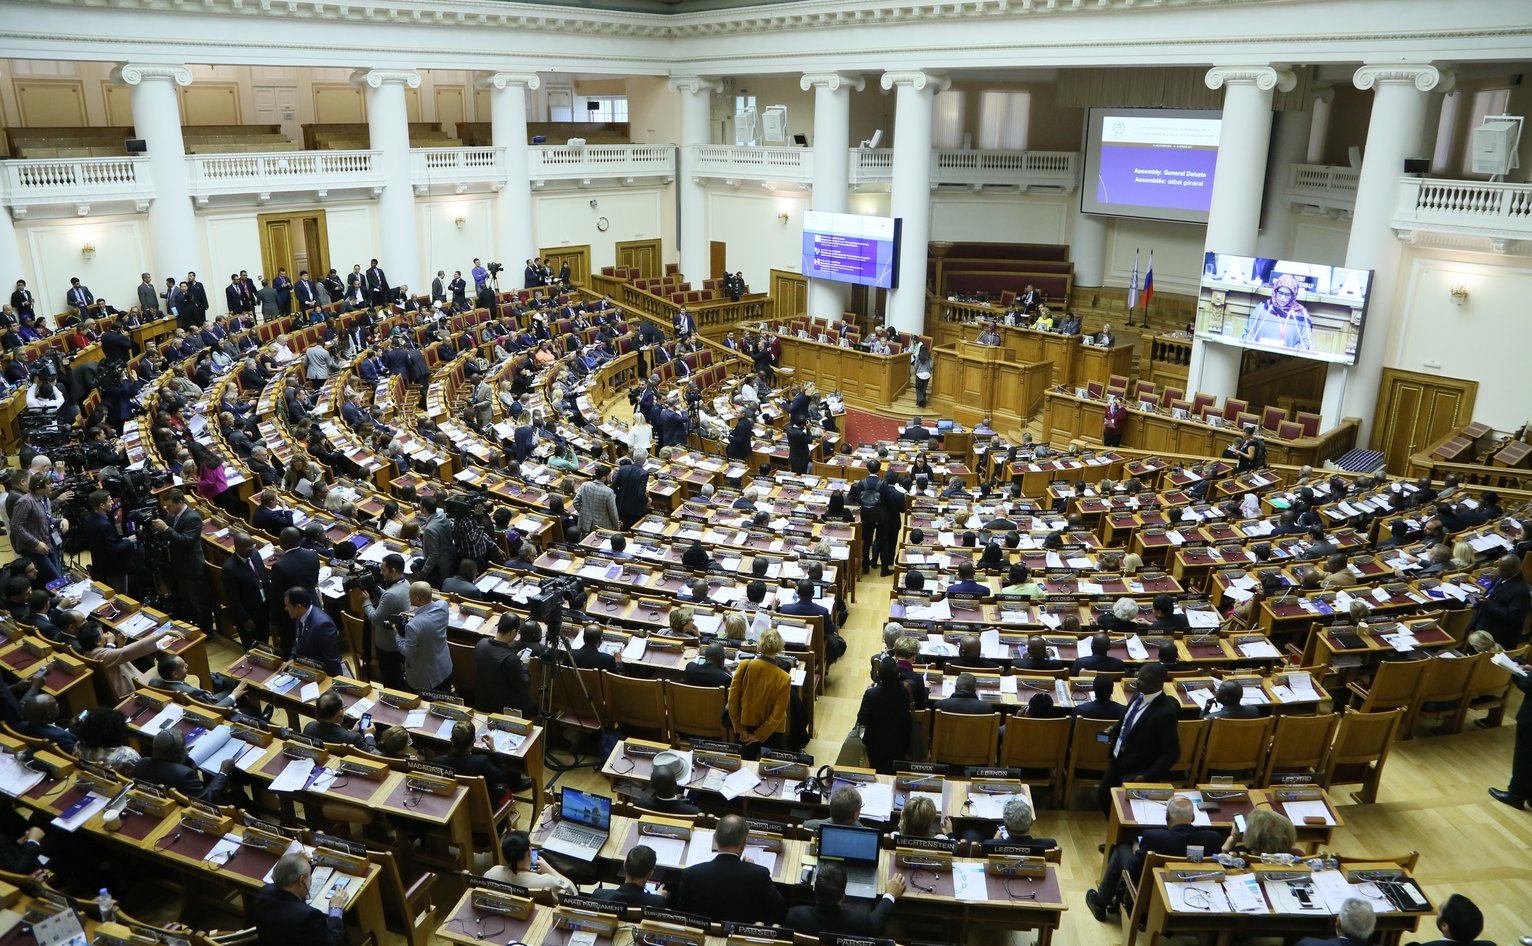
[817, 823, 880, 863]
[1194, 252, 1374, 366]
[802, 210, 901, 289]
[1081, 107, 1223, 224]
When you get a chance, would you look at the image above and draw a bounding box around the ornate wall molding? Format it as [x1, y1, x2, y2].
[113, 63, 193, 86]
[667, 76, 723, 95]
[476, 73, 541, 92]
[1354, 64, 1453, 93]
[351, 69, 422, 90]
[800, 72, 866, 94]
[1205, 65, 1297, 93]
[879, 71, 951, 94]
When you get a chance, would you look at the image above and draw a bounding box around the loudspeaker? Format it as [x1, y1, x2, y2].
[1403, 158, 1429, 174]
[124, 138, 147, 154]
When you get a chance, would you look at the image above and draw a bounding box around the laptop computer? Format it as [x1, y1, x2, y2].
[817, 823, 881, 898]
[542, 787, 612, 862]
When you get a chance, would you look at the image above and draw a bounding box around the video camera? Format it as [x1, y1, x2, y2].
[342, 560, 384, 596]
[486, 262, 504, 276]
[442, 488, 490, 520]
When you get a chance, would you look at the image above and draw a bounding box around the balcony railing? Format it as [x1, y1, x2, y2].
[2, 156, 154, 213]
[409, 146, 504, 186]
[1286, 163, 1360, 213]
[186, 150, 384, 201]
[1394, 176, 1532, 241]
[528, 144, 675, 181]
[692, 146, 1077, 191]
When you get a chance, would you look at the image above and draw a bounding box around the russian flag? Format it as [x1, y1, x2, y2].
[1141, 251, 1155, 313]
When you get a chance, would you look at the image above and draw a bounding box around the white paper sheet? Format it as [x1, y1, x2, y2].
[1224, 873, 1270, 913]
[1166, 881, 1230, 913]
[1282, 799, 1335, 826]
[0, 753, 45, 797]
[952, 861, 989, 901]
[269, 757, 316, 793]
[856, 782, 894, 820]
[51, 792, 109, 832]
[683, 828, 717, 867]
[719, 767, 762, 801]
[640, 834, 688, 868]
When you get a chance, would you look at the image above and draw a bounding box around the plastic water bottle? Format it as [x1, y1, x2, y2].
[97, 888, 115, 923]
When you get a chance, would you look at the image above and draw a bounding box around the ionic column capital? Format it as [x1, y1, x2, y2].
[1353, 64, 1454, 94]
[880, 71, 950, 94]
[477, 73, 541, 92]
[667, 76, 722, 95]
[1205, 65, 1297, 93]
[801, 73, 865, 94]
[113, 63, 193, 87]
[351, 69, 421, 90]
[1309, 81, 1335, 105]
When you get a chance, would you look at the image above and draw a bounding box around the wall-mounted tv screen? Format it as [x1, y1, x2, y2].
[802, 210, 901, 289]
[1195, 252, 1374, 366]
[1081, 107, 1222, 224]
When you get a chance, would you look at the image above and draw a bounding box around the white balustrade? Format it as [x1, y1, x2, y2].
[1394, 176, 1532, 240]
[409, 147, 504, 184]
[2, 156, 155, 210]
[186, 149, 383, 199]
[528, 144, 676, 180]
[1286, 163, 1361, 213]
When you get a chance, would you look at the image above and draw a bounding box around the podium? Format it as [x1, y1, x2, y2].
[933, 343, 1052, 429]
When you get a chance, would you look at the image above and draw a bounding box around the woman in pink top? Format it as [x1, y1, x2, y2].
[191, 443, 240, 517]
[1103, 396, 1127, 447]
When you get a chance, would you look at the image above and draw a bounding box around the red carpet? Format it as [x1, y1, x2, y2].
[841, 407, 906, 447]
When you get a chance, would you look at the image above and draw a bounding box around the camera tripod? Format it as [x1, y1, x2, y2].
[533, 602, 609, 774]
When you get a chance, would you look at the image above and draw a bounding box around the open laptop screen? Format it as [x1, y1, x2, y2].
[817, 823, 879, 863]
[558, 787, 611, 830]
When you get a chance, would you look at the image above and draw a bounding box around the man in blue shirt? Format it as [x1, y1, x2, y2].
[471, 259, 490, 290]
[778, 578, 836, 638]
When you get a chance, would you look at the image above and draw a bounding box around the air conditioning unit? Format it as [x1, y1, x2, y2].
[1471, 116, 1523, 177]
[762, 105, 788, 144]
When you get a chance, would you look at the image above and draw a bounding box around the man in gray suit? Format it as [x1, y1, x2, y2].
[398, 581, 452, 692]
[362, 554, 411, 690]
[419, 496, 457, 587]
[137, 273, 160, 315]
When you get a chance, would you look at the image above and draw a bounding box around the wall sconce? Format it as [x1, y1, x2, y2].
[80, 242, 96, 260]
[1449, 282, 1469, 306]
[453, 216, 466, 230]
[777, 213, 789, 225]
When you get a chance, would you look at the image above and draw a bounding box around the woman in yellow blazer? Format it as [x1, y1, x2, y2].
[728, 628, 792, 759]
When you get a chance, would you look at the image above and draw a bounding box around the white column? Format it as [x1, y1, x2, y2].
[1254, 107, 1313, 259]
[353, 69, 422, 292]
[669, 76, 721, 282]
[801, 72, 864, 319]
[881, 70, 948, 335]
[0, 209, 21, 292]
[114, 63, 203, 283]
[1186, 65, 1295, 402]
[1321, 64, 1452, 436]
[479, 73, 541, 270]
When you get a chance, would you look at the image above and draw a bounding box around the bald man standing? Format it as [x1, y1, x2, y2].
[397, 581, 451, 692]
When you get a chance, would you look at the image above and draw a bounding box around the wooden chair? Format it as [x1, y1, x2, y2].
[1064, 717, 1116, 807]
[1120, 851, 1178, 946]
[192, 931, 259, 946]
[1086, 381, 1105, 398]
[1346, 657, 1429, 736]
[446, 638, 477, 701]
[1295, 411, 1322, 437]
[664, 680, 730, 742]
[1106, 374, 1130, 399]
[339, 611, 370, 681]
[1410, 653, 1484, 736]
[1165, 718, 1208, 787]
[369, 845, 439, 946]
[1133, 380, 1155, 399]
[1191, 392, 1216, 415]
[1322, 708, 1405, 803]
[603, 672, 668, 739]
[1278, 420, 1304, 440]
[1194, 716, 1275, 783]
[998, 715, 1071, 806]
[1164, 387, 1184, 404]
[1331, 849, 1419, 872]
[1464, 645, 1527, 727]
[1258, 713, 1339, 785]
[544, 663, 605, 739]
[1235, 411, 1261, 430]
[1222, 398, 1248, 421]
[1261, 405, 1287, 431]
[929, 710, 999, 767]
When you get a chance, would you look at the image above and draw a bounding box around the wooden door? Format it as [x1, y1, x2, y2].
[1371, 368, 1478, 474]
[616, 239, 661, 279]
[253, 85, 301, 144]
[770, 269, 807, 319]
[540, 245, 591, 288]
[301, 215, 329, 281]
[259, 211, 328, 286]
[709, 241, 728, 280]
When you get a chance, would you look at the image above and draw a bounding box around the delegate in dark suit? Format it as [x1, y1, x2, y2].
[612, 461, 649, 528]
[671, 853, 785, 923]
[682, 660, 733, 688]
[591, 883, 665, 909]
[132, 756, 229, 802]
[162, 500, 211, 628]
[292, 605, 344, 677]
[473, 637, 531, 715]
[248, 883, 344, 946]
[784, 897, 895, 937]
[1490, 657, 1532, 808]
[1098, 676, 1180, 814]
[1472, 562, 1530, 650]
[222, 549, 272, 650]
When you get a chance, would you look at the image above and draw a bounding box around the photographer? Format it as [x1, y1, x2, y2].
[363, 553, 410, 690]
[24, 373, 64, 415]
[397, 581, 451, 693]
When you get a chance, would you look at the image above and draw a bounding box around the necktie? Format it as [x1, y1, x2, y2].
[1115, 696, 1147, 757]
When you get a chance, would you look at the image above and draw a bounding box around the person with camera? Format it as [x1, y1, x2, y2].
[360, 553, 410, 690]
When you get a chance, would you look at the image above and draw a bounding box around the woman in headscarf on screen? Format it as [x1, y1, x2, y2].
[1241, 273, 1314, 352]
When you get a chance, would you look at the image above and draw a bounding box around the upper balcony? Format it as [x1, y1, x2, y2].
[690, 145, 1079, 193]
[1285, 163, 1359, 217]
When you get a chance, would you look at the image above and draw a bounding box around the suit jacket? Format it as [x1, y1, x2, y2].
[293, 606, 344, 676]
[248, 884, 345, 946]
[786, 424, 812, 472]
[430, 750, 510, 799]
[253, 504, 296, 536]
[1069, 653, 1127, 676]
[165, 505, 206, 573]
[934, 693, 995, 715]
[222, 552, 271, 630]
[671, 852, 785, 924]
[473, 637, 531, 714]
[418, 512, 456, 585]
[572, 643, 617, 671]
[271, 548, 321, 613]
[1473, 572, 1530, 649]
[1111, 692, 1180, 781]
[1131, 822, 1225, 877]
[132, 756, 228, 802]
[784, 895, 894, 937]
[590, 882, 665, 909]
[398, 601, 451, 690]
[682, 661, 733, 688]
[612, 463, 650, 523]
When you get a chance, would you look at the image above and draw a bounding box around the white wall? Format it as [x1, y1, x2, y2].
[199, 211, 263, 295]
[322, 204, 378, 275]
[931, 192, 1070, 244]
[534, 188, 664, 271]
[1288, 213, 1352, 265]
[417, 195, 497, 288]
[19, 216, 149, 315]
[1388, 249, 1532, 433]
[1102, 216, 1207, 295]
[705, 187, 812, 288]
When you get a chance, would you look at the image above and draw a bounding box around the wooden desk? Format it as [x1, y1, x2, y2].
[931, 344, 1051, 429]
[774, 335, 909, 404]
